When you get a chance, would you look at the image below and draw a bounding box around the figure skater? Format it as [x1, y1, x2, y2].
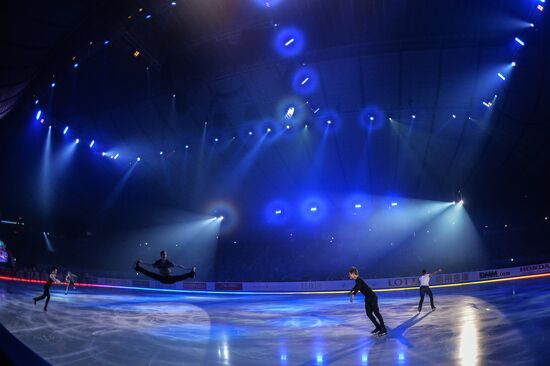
[65, 271, 77, 295]
[33, 267, 62, 311]
[418, 268, 442, 312]
[348, 266, 387, 335]
[135, 250, 196, 284]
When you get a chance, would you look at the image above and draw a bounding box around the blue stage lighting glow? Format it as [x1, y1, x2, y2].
[104, 40, 109, 45]
[314, 108, 320, 114]
[497, 73, 506, 80]
[114, 153, 119, 160]
[275, 210, 282, 215]
[73, 63, 78, 68]
[214, 138, 219, 142]
[274, 26, 305, 58]
[159, 151, 163, 155]
[316, 354, 323, 363]
[412, 114, 416, 119]
[75, 138, 79, 144]
[136, 157, 141, 162]
[185, 145, 189, 149]
[310, 207, 318, 212]
[355, 204, 362, 208]
[171, 1, 176, 5]
[35, 99, 39, 104]
[267, 128, 271, 132]
[286, 125, 290, 129]
[63, 126, 69, 135]
[362, 353, 368, 363]
[315, 110, 342, 133]
[511, 61, 516, 67]
[248, 131, 253, 136]
[327, 120, 332, 125]
[483, 101, 491, 108]
[145, 14, 151, 19]
[51, 82, 56, 88]
[359, 106, 386, 132]
[391, 202, 398, 207]
[89, 140, 95, 148]
[514, 37, 525, 46]
[35, 110, 42, 120]
[398, 352, 405, 361]
[102, 152, 106, 156]
[285, 106, 295, 119]
[452, 114, 456, 119]
[292, 66, 320, 95]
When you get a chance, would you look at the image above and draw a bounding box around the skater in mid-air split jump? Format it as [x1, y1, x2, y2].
[135, 250, 196, 284]
[348, 266, 387, 336]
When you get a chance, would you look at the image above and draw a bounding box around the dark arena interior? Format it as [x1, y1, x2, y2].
[1, 1, 550, 365]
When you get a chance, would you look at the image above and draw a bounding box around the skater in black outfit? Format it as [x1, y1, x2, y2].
[348, 266, 387, 335]
[135, 250, 196, 284]
[33, 267, 62, 311]
[418, 268, 442, 312]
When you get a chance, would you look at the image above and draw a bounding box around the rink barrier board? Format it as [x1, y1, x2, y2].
[1, 262, 549, 294]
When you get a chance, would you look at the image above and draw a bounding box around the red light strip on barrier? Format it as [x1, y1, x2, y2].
[1, 272, 549, 295]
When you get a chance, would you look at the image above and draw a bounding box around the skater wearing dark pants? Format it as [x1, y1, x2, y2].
[33, 267, 62, 311]
[65, 272, 77, 295]
[418, 268, 442, 312]
[348, 266, 387, 336]
[135, 250, 196, 285]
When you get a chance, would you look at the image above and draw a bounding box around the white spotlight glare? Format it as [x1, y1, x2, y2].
[354, 204, 362, 208]
[160, 151, 164, 155]
[267, 128, 271, 132]
[102, 152, 106, 156]
[137, 157, 141, 162]
[63, 126, 69, 135]
[497, 73, 506, 80]
[511, 61, 516, 67]
[452, 114, 456, 119]
[391, 202, 398, 207]
[89, 140, 95, 148]
[275, 210, 282, 215]
[114, 153, 119, 160]
[310, 207, 318, 212]
[75, 138, 79, 144]
[514, 37, 525, 46]
[284, 38, 295, 46]
[412, 114, 416, 119]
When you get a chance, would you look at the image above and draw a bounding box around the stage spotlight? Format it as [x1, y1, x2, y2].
[459, 200, 464, 205]
[102, 152, 106, 156]
[452, 114, 456, 118]
[48, 125, 51, 130]
[35, 110, 42, 120]
[514, 37, 525, 46]
[248, 131, 253, 136]
[285, 38, 295, 46]
[369, 116, 374, 121]
[301, 77, 309, 85]
[214, 138, 219, 142]
[171, 1, 176, 5]
[51, 82, 56, 88]
[391, 202, 398, 207]
[136, 157, 141, 162]
[538, 4, 544, 11]
[267, 128, 271, 132]
[219, 216, 224, 220]
[412, 114, 416, 119]
[185, 145, 189, 149]
[89, 140, 95, 148]
[286, 125, 290, 129]
[497, 73, 505, 80]
[327, 120, 332, 125]
[310, 207, 318, 212]
[145, 14, 151, 19]
[75, 138, 79, 144]
[314, 108, 320, 114]
[159, 151, 163, 155]
[63, 126, 69, 135]
[275, 210, 282, 215]
[35, 99, 39, 105]
[511, 61, 516, 67]
[104, 40, 109, 45]
[354, 204, 362, 208]
[114, 153, 119, 160]
[73, 63, 78, 68]
[285, 106, 295, 119]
